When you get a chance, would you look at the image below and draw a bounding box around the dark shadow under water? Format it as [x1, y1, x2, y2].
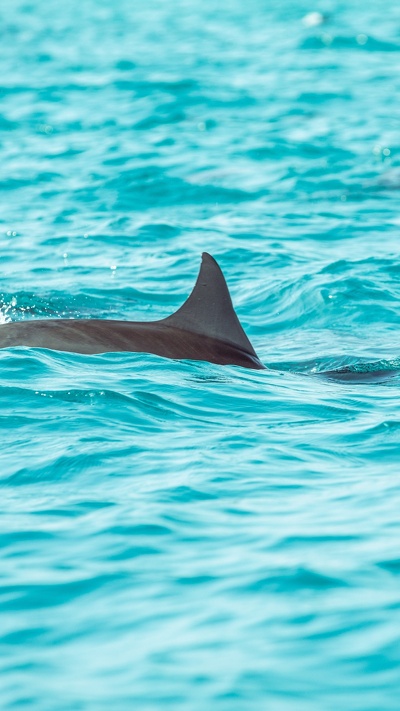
[266, 357, 400, 384]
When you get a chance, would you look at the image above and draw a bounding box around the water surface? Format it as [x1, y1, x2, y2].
[1, 1, 400, 709]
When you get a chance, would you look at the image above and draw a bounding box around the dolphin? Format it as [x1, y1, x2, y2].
[0, 253, 264, 369]
[0, 253, 397, 382]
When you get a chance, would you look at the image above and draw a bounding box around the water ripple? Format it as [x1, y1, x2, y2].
[1, 1, 400, 710]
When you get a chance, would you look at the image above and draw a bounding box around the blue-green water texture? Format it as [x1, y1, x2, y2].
[2, 1, 400, 709]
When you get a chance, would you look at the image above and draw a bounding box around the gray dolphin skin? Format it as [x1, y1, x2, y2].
[0, 253, 397, 382]
[0, 253, 265, 370]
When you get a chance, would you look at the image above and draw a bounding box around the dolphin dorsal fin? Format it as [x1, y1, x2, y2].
[163, 253, 258, 357]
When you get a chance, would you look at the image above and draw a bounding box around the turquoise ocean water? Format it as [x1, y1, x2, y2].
[1, 1, 400, 709]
